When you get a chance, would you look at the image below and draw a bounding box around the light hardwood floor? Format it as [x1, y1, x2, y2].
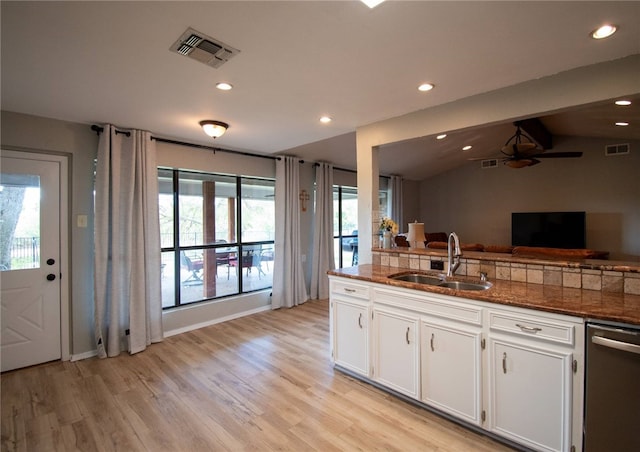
[1, 299, 513, 451]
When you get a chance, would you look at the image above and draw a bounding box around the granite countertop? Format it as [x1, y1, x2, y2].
[329, 264, 640, 326]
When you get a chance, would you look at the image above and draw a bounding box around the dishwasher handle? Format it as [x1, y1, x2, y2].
[592, 335, 640, 355]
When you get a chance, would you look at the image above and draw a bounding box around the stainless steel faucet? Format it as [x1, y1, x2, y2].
[447, 232, 462, 277]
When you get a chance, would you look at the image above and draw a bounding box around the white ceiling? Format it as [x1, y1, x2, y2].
[2, 1, 639, 178]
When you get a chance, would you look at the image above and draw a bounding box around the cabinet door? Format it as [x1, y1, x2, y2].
[332, 299, 369, 376]
[489, 339, 572, 452]
[373, 307, 420, 399]
[421, 322, 482, 425]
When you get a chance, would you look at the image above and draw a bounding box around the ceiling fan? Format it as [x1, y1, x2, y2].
[488, 121, 583, 168]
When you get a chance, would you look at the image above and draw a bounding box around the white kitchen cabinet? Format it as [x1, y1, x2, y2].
[487, 309, 579, 452]
[330, 279, 371, 377]
[329, 275, 584, 452]
[421, 320, 482, 425]
[372, 306, 420, 399]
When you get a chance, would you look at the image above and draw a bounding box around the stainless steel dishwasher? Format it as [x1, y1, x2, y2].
[584, 321, 640, 451]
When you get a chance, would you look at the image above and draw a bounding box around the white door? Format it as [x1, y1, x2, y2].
[421, 321, 482, 425]
[489, 339, 572, 452]
[373, 307, 420, 399]
[1, 152, 62, 372]
[333, 299, 369, 376]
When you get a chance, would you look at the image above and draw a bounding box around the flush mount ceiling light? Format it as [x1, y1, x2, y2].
[615, 122, 629, 127]
[462, 145, 472, 151]
[361, 0, 385, 8]
[319, 116, 332, 124]
[436, 134, 447, 140]
[200, 120, 229, 138]
[418, 83, 435, 92]
[216, 82, 233, 91]
[615, 100, 632, 106]
[591, 24, 617, 39]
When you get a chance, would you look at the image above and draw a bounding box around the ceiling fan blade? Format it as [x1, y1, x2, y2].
[533, 152, 583, 158]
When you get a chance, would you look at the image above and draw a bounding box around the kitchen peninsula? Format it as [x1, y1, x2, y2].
[328, 247, 640, 452]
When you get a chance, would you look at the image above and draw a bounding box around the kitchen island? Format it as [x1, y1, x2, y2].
[328, 253, 640, 452]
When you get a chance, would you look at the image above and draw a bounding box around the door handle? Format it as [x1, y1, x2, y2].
[46, 273, 56, 281]
[592, 335, 640, 355]
[47, 258, 55, 265]
[358, 313, 363, 329]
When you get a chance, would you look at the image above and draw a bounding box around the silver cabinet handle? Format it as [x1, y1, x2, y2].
[592, 335, 640, 355]
[344, 288, 356, 293]
[516, 323, 542, 333]
[406, 327, 410, 345]
[430, 333, 435, 352]
[358, 313, 363, 329]
[502, 352, 507, 374]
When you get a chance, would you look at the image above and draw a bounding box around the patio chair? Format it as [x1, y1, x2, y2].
[181, 251, 204, 285]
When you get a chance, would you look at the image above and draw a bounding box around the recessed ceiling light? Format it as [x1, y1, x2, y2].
[418, 83, 435, 92]
[462, 145, 472, 151]
[615, 122, 629, 127]
[591, 24, 617, 39]
[216, 82, 233, 91]
[319, 116, 332, 124]
[436, 134, 447, 140]
[615, 100, 632, 106]
[361, 0, 385, 8]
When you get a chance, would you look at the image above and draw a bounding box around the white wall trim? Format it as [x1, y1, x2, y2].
[71, 350, 98, 362]
[163, 304, 271, 338]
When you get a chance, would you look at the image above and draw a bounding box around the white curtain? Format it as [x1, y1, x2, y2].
[94, 125, 163, 357]
[272, 156, 308, 309]
[310, 162, 335, 300]
[390, 175, 404, 231]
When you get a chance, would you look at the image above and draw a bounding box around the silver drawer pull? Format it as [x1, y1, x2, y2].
[344, 288, 356, 293]
[406, 327, 410, 345]
[502, 352, 507, 374]
[516, 323, 542, 333]
[430, 333, 435, 352]
[358, 313, 363, 329]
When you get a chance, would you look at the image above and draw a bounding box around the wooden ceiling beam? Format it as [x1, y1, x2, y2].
[517, 118, 553, 150]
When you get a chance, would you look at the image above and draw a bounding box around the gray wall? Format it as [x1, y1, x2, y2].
[1, 111, 99, 355]
[417, 135, 640, 261]
[0, 111, 293, 356]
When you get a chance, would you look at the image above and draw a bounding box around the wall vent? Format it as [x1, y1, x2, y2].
[605, 143, 630, 156]
[481, 159, 498, 169]
[170, 28, 240, 69]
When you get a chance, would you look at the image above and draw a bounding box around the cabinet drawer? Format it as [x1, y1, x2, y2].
[331, 280, 370, 300]
[489, 311, 574, 346]
[374, 288, 483, 326]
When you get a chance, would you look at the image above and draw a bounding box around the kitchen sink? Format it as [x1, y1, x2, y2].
[389, 273, 444, 285]
[388, 273, 492, 291]
[437, 280, 492, 291]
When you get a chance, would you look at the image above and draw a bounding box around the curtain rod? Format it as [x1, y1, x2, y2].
[312, 162, 390, 179]
[90, 125, 280, 161]
[313, 162, 355, 174]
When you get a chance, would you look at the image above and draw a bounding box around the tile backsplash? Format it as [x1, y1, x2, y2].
[373, 250, 640, 295]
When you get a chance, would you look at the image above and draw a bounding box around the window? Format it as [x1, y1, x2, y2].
[159, 169, 275, 309]
[333, 185, 358, 268]
[332, 177, 390, 268]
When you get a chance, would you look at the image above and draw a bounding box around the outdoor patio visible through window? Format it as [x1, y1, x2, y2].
[159, 169, 275, 309]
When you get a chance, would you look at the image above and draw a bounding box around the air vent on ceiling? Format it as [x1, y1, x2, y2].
[170, 27, 240, 69]
[481, 159, 498, 169]
[605, 143, 630, 156]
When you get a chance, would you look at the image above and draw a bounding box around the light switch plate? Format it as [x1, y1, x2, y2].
[77, 215, 88, 228]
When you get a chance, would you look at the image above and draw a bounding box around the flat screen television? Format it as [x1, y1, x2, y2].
[512, 211, 586, 249]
